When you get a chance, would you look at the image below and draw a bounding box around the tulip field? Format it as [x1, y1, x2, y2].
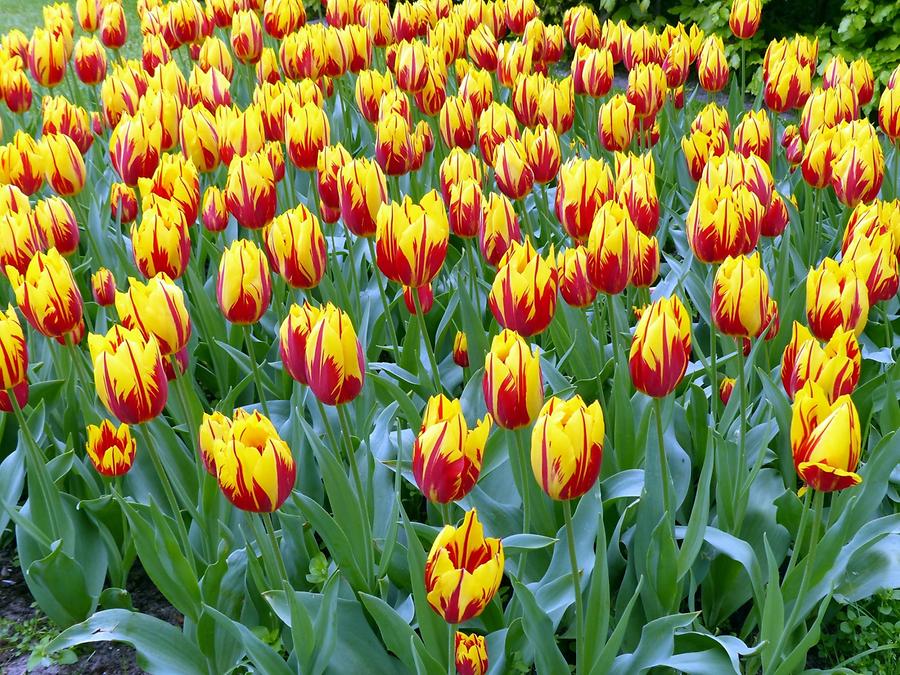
[2, 0, 900, 672]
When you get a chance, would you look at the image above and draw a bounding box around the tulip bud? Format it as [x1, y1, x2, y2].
[586, 202, 638, 295]
[286, 102, 331, 171]
[764, 55, 811, 113]
[682, 128, 729, 182]
[843, 232, 899, 304]
[6, 248, 83, 339]
[687, 183, 764, 264]
[214, 409, 297, 511]
[730, 0, 761, 40]
[39, 134, 85, 197]
[425, 509, 504, 623]
[781, 322, 861, 403]
[831, 136, 884, 208]
[698, 36, 729, 93]
[88, 325, 168, 424]
[375, 112, 413, 176]
[99, 2, 127, 49]
[0, 305, 27, 393]
[711, 253, 771, 338]
[719, 377, 735, 405]
[179, 104, 220, 173]
[761, 192, 790, 238]
[0, 212, 44, 276]
[202, 186, 228, 232]
[459, 68, 493, 118]
[522, 124, 561, 185]
[109, 182, 138, 224]
[497, 41, 533, 89]
[480, 192, 522, 266]
[439, 96, 476, 150]
[217, 239, 272, 325]
[267, 205, 327, 289]
[791, 383, 862, 492]
[455, 632, 488, 675]
[279, 302, 323, 386]
[217, 105, 266, 166]
[85, 420, 136, 477]
[800, 85, 857, 144]
[28, 28, 67, 88]
[806, 258, 869, 340]
[197, 411, 230, 475]
[878, 87, 900, 141]
[537, 76, 575, 135]
[131, 197, 191, 280]
[338, 158, 389, 237]
[453, 331, 469, 368]
[483, 329, 543, 429]
[375, 190, 449, 288]
[225, 152, 277, 230]
[530, 396, 604, 501]
[632, 231, 660, 288]
[477, 102, 519, 166]
[597, 95, 635, 152]
[77, 0, 100, 32]
[304, 303, 365, 406]
[413, 394, 491, 503]
[629, 295, 692, 398]
[573, 45, 613, 97]
[231, 10, 263, 64]
[733, 109, 772, 163]
[316, 144, 352, 212]
[91, 268, 116, 307]
[0, 131, 44, 196]
[355, 69, 394, 123]
[447, 179, 484, 239]
[440, 148, 483, 203]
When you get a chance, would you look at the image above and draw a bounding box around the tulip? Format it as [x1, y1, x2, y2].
[626, 63, 666, 121]
[213, 409, 297, 512]
[256, 48, 281, 85]
[231, 10, 263, 64]
[0, 185, 30, 218]
[425, 508, 504, 624]
[459, 68, 493, 118]
[32, 197, 77, 256]
[790, 383, 862, 492]
[90, 267, 116, 307]
[831, 137, 884, 208]
[782, 124, 805, 169]
[536, 76, 575, 135]
[448, 180, 484, 239]
[3, 70, 33, 114]
[376, 191, 450, 288]
[843, 232, 899, 304]
[719, 377, 736, 405]
[110, 112, 162, 186]
[586, 202, 638, 295]
[697, 35, 729, 93]
[730, 0, 761, 39]
[85, 420, 136, 477]
[28, 28, 67, 88]
[6, 248, 83, 339]
[74, 36, 107, 84]
[440, 148, 483, 202]
[799, 85, 857, 144]
[632, 231, 660, 288]
[733, 109, 772, 163]
[597, 95, 635, 152]
[841, 200, 900, 258]
[115, 274, 191, 358]
[564, 6, 601, 49]
[279, 302, 323, 386]
[573, 45, 613, 97]
[629, 295, 692, 398]
[477, 102, 519, 166]
[806, 258, 869, 340]
[530, 396, 604, 501]
[878, 87, 900, 141]
[224, 153, 277, 230]
[285, 102, 330, 171]
[0, 305, 27, 393]
[682, 129, 729, 183]
[687, 183, 764, 264]
[217, 239, 271, 325]
[455, 632, 488, 675]
[0, 212, 44, 276]
[39, 134, 85, 197]
[338, 158, 389, 238]
[375, 113, 413, 176]
[42, 96, 93, 155]
[217, 106, 266, 167]
[198, 411, 230, 475]
[198, 37, 234, 81]
[711, 253, 771, 338]
[413, 394, 491, 503]
[131, 198, 191, 280]
[88, 325, 168, 424]
[76, 0, 100, 32]
[140, 155, 201, 227]
[497, 41, 533, 89]
[663, 37, 691, 88]
[801, 126, 844, 190]
[489, 239, 558, 336]
[316, 144, 352, 212]
[267, 206, 327, 289]
[439, 96, 476, 150]
[554, 157, 613, 242]
[781, 323, 860, 402]
[180, 105, 220, 173]
[99, 2, 127, 49]
[304, 303, 365, 406]
[493, 137, 534, 201]
[480, 193, 522, 267]
[0, 131, 44, 196]
[453, 331, 469, 368]
[623, 25, 660, 70]
[110, 183, 138, 225]
[202, 187, 228, 232]
[483, 329, 543, 429]
[355, 70, 394, 123]
[761, 192, 790, 238]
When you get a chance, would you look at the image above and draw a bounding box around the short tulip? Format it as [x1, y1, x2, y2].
[629, 295, 692, 398]
[86, 420, 136, 477]
[711, 253, 772, 338]
[115, 275, 191, 357]
[455, 632, 488, 675]
[266, 206, 327, 289]
[217, 239, 272, 324]
[304, 303, 365, 406]
[0, 305, 27, 392]
[279, 302, 323, 386]
[453, 331, 469, 368]
[483, 329, 543, 429]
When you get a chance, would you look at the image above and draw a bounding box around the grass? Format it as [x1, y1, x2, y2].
[0, 0, 142, 60]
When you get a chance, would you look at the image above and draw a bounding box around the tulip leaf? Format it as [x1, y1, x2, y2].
[359, 593, 443, 675]
[500, 533, 558, 553]
[47, 609, 208, 675]
[0, 447, 25, 537]
[509, 576, 569, 674]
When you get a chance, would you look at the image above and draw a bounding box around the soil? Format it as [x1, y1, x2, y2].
[0, 542, 181, 675]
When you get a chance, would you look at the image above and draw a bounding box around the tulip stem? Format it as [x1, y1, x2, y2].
[466, 239, 480, 306]
[512, 428, 532, 579]
[591, 297, 609, 411]
[336, 403, 374, 583]
[737, 339, 747, 499]
[242, 325, 271, 418]
[605, 294, 620, 366]
[772, 489, 824, 668]
[412, 289, 442, 393]
[440, 502, 453, 527]
[563, 499, 584, 675]
[808, 188, 822, 267]
[653, 398, 673, 519]
[783, 487, 812, 581]
[882, 304, 892, 353]
[261, 512, 291, 586]
[137, 423, 196, 574]
[740, 41, 746, 100]
[447, 625, 455, 675]
[365, 237, 401, 362]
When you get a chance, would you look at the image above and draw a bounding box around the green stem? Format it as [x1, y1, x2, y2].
[809, 188, 822, 267]
[413, 289, 442, 393]
[366, 237, 401, 362]
[447, 625, 456, 675]
[262, 512, 290, 584]
[605, 294, 620, 367]
[653, 397, 672, 519]
[591, 297, 608, 413]
[242, 325, 271, 417]
[440, 501, 452, 527]
[563, 499, 584, 675]
[709, 263, 720, 424]
[783, 487, 812, 580]
[512, 428, 532, 579]
[336, 403, 374, 585]
[740, 41, 746, 100]
[466, 239, 480, 305]
[882, 303, 892, 353]
[137, 423, 196, 573]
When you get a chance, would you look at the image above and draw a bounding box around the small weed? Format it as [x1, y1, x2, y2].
[0, 611, 77, 672]
[816, 590, 900, 673]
